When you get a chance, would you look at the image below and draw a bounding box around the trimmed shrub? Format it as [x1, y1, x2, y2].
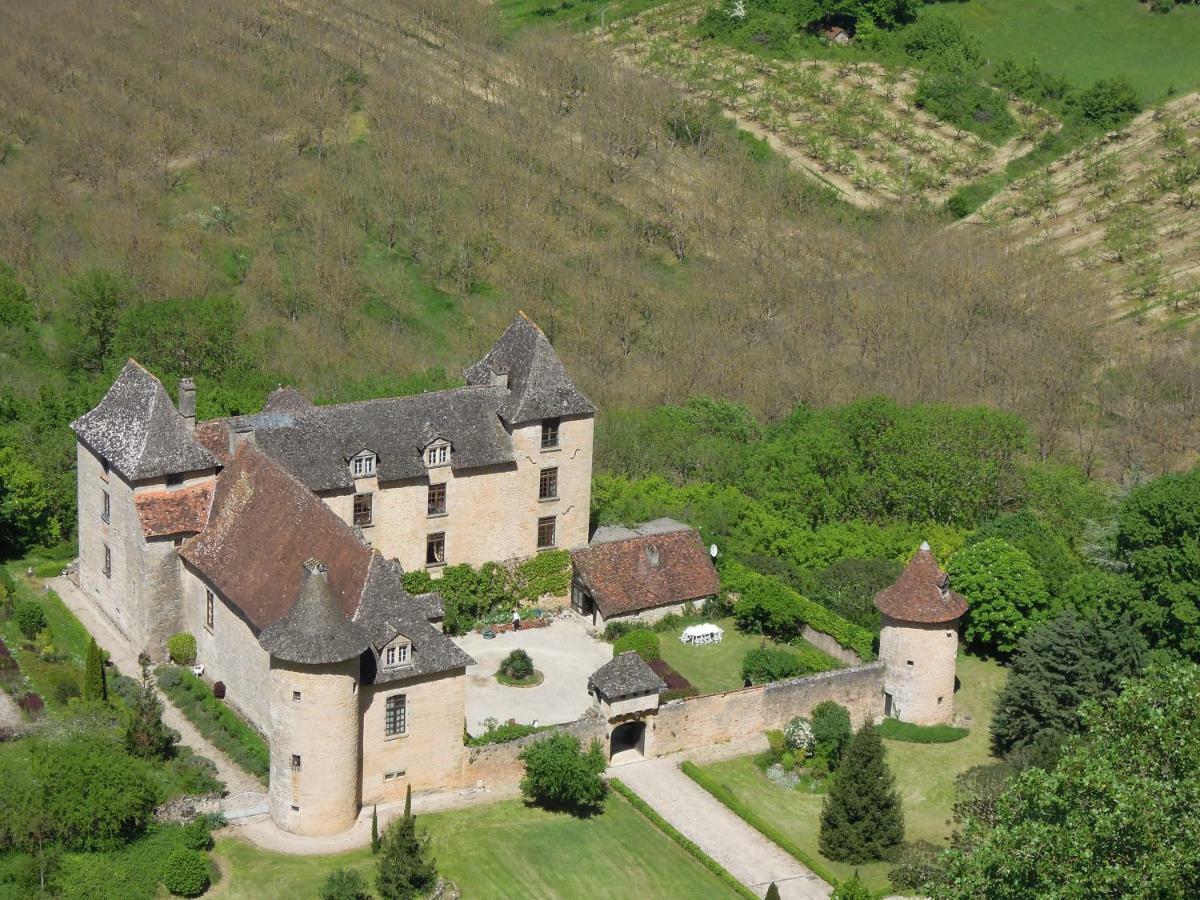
[14, 600, 46, 639]
[167, 633, 196, 666]
[52, 674, 81, 706]
[612, 628, 660, 662]
[877, 718, 969, 743]
[519, 733, 607, 814]
[182, 818, 214, 852]
[322, 868, 371, 900]
[741, 647, 800, 684]
[212, 681, 226, 700]
[162, 849, 209, 897]
[498, 649, 534, 681]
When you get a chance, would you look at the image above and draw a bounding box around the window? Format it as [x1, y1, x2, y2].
[103, 545, 112, 579]
[292, 690, 302, 703]
[384, 642, 410, 669]
[384, 769, 407, 780]
[937, 696, 944, 705]
[385, 694, 407, 737]
[427, 482, 446, 516]
[291, 804, 299, 812]
[353, 492, 373, 527]
[291, 754, 302, 770]
[539, 467, 558, 501]
[351, 452, 376, 478]
[426, 532, 446, 566]
[425, 443, 449, 467]
[205, 589, 214, 631]
[537, 516, 556, 549]
[541, 418, 560, 450]
[101, 490, 110, 523]
[906, 659, 914, 666]
[166, 473, 184, 487]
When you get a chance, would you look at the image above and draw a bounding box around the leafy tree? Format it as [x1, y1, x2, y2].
[68, 269, 134, 373]
[830, 871, 873, 900]
[990, 607, 1144, 758]
[948, 538, 1050, 655]
[519, 733, 608, 815]
[125, 669, 174, 760]
[376, 786, 437, 900]
[810, 700, 853, 768]
[808, 557, 900, 630]
[322, 868, 371, 900]
[941, 664, 1200, 897]
[968, 511, 1078, 599]
[0, 262, 33, 329]
[84, 636, 108, 703]
[898, 14, 981, 66]
[1116, 469, 1200, 658]
[819, 725, 904, 863]
[1058, 569, 1141, 622]
[112, 295, 249, 381]
[1069, 76, 1141, 128]
[0, 447, 61, 555]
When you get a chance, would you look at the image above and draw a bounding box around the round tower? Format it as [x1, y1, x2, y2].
[873, 542, 967, 726]
[259, 561, 369, 835]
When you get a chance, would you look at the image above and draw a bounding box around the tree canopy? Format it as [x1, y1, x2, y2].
[948, 538, 1051, 655]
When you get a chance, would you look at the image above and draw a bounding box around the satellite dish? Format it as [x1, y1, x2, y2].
[709, 544, 719, 559]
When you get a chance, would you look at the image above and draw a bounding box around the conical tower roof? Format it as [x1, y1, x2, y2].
[874, 543, 968, 624]
[258, 560, 371, 665]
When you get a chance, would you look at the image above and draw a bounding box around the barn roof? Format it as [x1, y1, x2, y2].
[571, 523, 719, 618]
[873, 543, 968, 624]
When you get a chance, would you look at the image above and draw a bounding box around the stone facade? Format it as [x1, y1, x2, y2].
[321, 415, 593, 572]
[877, 614, 960, 726]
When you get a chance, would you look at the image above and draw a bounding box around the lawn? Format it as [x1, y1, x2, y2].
[693, 654, 1006, 894]
[929, 0, 1200, 102]
[656, 617, 839, 695]
[212, 794, 743, 899]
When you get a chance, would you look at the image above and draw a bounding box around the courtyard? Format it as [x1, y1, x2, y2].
[454, 616, 612, 736]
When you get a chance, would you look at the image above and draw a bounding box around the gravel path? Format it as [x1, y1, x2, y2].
[0, 690, 21, 731]
[49, 576, 265, 801]
[616, 757, 832, 900]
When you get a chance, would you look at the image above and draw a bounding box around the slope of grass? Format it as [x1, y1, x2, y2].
[692, 654, 1006, 893]
[496, 0, 666, 32]
[213, 794, 743, 899]
[656, 617, 840, 695]
[930, 0, 1200, 102]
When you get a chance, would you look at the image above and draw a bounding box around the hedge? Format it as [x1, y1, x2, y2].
[722, 561, 875, 661]
[156, 666, 269, 781]
[680, 761, 840, 887]
[464, 722, 551, 747]
[609, 778, 758, 900]
[612, 628, 661, 661]
[876, 718, 969, 744]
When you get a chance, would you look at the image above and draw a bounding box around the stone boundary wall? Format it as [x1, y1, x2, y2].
[650, 662, 885, 758]
[453, 711, 606, 790]
[802, 625, 866, 666]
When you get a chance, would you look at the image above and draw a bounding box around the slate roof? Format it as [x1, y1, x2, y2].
[135, 484, 214, 538]
[258, 563, 372, 665]
[262, 386, 315, 414]
[464, 312, 594, 425]
[572, 525, 720, 618]
[71, 361, 218, 482]
[589, 652, 666, 700]
[874, 543, 968, 624]
[180, 445, 471, 670]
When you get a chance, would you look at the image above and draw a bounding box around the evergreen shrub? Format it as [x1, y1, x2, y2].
[14, 600, 46, 639]
[167, 633, 196, 666]
[162, 849, 209, 897]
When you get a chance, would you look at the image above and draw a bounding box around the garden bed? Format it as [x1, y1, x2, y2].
[156, 666, 269, 782]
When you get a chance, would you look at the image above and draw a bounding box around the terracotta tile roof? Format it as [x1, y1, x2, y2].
[571, 527, 720, 618]
[193, 420, 231, 465]
[135, 484, 214, 538]
[873, 544, 968, 624]
[180, 444, 374, 629]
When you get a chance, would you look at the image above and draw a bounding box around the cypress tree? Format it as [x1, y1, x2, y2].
[371, 804, 380, 854]
[125, 668, 174, 759]
[819, 725, 904, 863]
[764, 884, 781, 900]
[83, 636, 107, 702]
[376, 785, 436, 900]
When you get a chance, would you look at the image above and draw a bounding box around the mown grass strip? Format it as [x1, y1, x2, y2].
[877, 717, 969, 744]
[157, 665, 269, 782]
[609, 777, 759, 900]
[679, 760, 840, 887]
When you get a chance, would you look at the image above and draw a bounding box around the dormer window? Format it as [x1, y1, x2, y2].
[351, 451, 376, 479]
[382, 638, 411, 669]
[425, 441, 449, 468]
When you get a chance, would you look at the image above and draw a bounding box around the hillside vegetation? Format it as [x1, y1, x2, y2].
[0, 0, 1199, 550]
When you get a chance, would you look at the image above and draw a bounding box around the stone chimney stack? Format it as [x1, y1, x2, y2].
[178, 378, 196, 432]
[491, 370, 509, 390]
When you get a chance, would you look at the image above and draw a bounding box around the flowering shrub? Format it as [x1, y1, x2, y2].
[784, 716, 815, 756]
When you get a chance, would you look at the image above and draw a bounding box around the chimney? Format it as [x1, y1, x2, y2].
[491, 370, 509, 390]
[303, 558, 327, 576]
[178, 378, 196, 432]
[646, 544, 661, 569]
[229, 424, 256, 455]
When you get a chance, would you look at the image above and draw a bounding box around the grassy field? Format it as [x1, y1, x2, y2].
[656, 617, 838, 695]
[931, 0, 1200, 102]
[496, 0, 666, 31]
[0, 564, 92, 707]
[212, 794, 742, 899]
[693, 654, 1005, 894]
